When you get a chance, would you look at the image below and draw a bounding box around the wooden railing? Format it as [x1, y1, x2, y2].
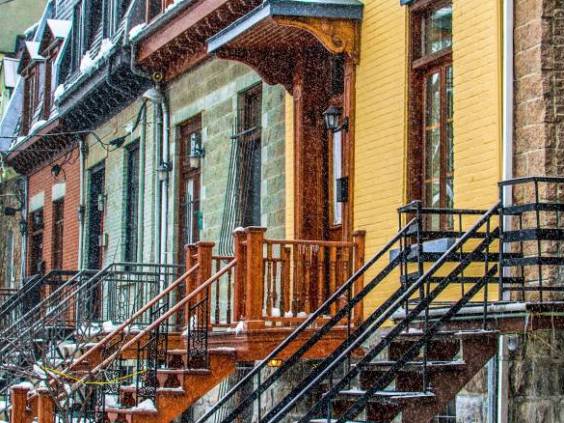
[229, 227, 366, 329]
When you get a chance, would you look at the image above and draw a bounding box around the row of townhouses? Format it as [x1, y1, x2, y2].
[0, 0, 562, 422]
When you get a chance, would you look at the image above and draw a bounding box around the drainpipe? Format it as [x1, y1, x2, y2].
[159, 90, 170, 267]
[498, 1, 514, 422]
[137, 103, 147, 262]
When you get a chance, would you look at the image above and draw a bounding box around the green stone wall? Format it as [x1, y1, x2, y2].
[168, 58, 286, 253]
[82, 58, 286, 268]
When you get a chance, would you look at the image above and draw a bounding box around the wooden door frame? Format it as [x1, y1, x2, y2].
[177, 114, 202, 265]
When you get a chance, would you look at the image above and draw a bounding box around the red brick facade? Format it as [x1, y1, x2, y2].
[27, 149, 80, 274]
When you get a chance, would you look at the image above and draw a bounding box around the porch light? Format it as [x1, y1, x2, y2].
[51, 164, 62, 177]
[189, 132, 205, 169]
[323, 105, 349, 133]
[157, 161, 172, 181]
[267, 358, 283, 368]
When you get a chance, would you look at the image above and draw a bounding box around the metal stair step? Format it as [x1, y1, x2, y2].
[358, 360, 465, 373]
[336, 389, 436, 402]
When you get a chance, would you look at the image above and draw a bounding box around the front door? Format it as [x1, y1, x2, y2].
[87, 163, 105, 270]
[178, 116, 202, 264]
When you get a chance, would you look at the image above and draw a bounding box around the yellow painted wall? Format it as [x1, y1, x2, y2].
[353, 0, 503, 313]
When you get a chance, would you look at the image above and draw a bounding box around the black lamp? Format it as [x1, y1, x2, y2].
[323, 105, 349, 133]
[189, 132, 205, 169]
[51, 164, 62, 177]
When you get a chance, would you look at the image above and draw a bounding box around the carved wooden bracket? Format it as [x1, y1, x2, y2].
[273, 16, 361, 64]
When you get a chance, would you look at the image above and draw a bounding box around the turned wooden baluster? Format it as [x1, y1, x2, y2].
[317, 245, 325, 310]
[280, 246, 291, 317]
[265, 242, 273, 317]
[214, 259, 221, 325]
[226, 263, 233, 325]
[304, 245, 312, 313]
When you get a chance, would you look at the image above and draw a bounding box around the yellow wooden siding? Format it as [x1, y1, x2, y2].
[354, 0, 503, 314]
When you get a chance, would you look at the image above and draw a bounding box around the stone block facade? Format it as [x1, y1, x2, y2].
[168, 58, 286, 246]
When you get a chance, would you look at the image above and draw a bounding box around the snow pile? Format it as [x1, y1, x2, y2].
[102, 321, 117, 333]
[29, 119, 47, 134]
[104, 395, 119, 408]
[284, 311, 294, 318]
[131, 399, 156, 412]
[11, 381, 34, 390]
[234, 320, 246, 335]
[165, 0, 186, 12]
[271, 308, 281, 318]
[296, 311, 308, 318]
[97, 38, 114, 59]
[79, 52, 96, 74]
[54, 84, 65, 101]
[128, 24, 146, 41]
[33, 364, 47, 379]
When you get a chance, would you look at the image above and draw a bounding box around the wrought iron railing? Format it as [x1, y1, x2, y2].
[499, 176, 564, 302]
[50, 258, 234, 422]
[0, 271, 79, 331]
[197, 204, 500, 423]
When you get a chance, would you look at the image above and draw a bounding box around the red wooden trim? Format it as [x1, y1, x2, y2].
[138, 0, 233, 62]
[412, 48, 452, 71]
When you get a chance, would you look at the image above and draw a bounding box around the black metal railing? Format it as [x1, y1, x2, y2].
[499, 176, 564, 302]
[0, 270, 79, 331]
[0, 264, 179, 381]
[196, 203, 500, 423]
[196, 218, 418, 423]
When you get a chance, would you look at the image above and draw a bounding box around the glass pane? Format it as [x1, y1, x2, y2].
[332, 131, 343, 225]
[423, 5, 453, 55]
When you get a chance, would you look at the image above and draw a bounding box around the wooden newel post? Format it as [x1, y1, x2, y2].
[10, 386, 29, 423]
[184, 244, 198, 325]
[245, 227, 267, 330]
[233, 228, 247, 323]
[196, 241, 214, 328]
[353, 230, 366, 326]
[37, 388, 54, 423]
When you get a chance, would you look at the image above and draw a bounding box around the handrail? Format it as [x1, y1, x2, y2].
[61, 263, 200, 376]
[499, 175, 564, 186]
[69, 258, 236, 391]
[196, 218, 416, 423]
[0, 269, 96, 341]
[264, 239, 355, 247]
[267, 202, 500, 422]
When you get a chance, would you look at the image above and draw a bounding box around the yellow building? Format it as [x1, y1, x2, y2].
[350, 0, 503, 309]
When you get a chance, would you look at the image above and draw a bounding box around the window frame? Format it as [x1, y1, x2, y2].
[407, 0, 453, 229]
[124, 141, 140, 263]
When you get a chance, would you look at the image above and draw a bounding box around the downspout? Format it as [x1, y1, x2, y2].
[159, 89, 170, 266]
[498, 1, 514, 422]
[137, 103, 147, 262]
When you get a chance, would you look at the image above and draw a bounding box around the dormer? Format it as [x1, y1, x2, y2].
[40, 20, 71, 118]
[18, 41, 45, 135]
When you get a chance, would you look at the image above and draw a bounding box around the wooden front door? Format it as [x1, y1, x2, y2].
[87, 163, 105, 270]
[178, 116, 202, 264]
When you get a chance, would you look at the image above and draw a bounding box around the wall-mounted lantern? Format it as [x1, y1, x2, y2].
[19, 219, 27, 235]
[157, 161, 173, 181]
[189, 132, 205, 169]
[323, 105, 349, 133]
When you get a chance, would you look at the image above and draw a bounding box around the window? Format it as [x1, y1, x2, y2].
[71, 1, 84, 72]
[29, 209, 44, 274]
[409, 0, 453, 229]
[237, 84, 262, 228]
[124, 143, 139, 263]
[5, 230, 15, 288]
[22, 67, 40, 134]
[52, 200, 64, 270]
[331, 130, 343, 226]
[44, 55, 53, 118]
